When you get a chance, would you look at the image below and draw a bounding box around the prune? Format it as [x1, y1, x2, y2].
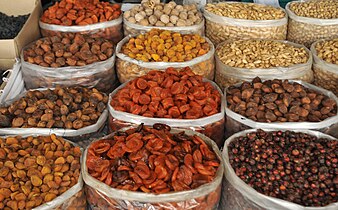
[0, 12, 29, 39]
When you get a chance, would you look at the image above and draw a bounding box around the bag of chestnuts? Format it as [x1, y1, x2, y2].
[220, 129, 338, 210]
[225, 78, 338, 139]
[82, 124, 224, 210]
[0, 134, 86, 210]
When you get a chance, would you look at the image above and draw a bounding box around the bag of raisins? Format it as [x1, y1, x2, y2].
[221, 129, 338, 210]
[82, 126, 224, 210]
[224, 80, 338, 139]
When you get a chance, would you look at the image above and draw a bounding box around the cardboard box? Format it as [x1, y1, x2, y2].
[0, 59, 15, 70]
[0, 0, 42, 60]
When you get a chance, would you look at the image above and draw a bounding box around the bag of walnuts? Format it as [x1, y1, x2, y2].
[0, 87, 108, 143]
[311, 38, 338, 96]
[116, 29, 215, 83]
[286, 0, 338, 48]
[108, 68, 225, 147]
[83, 124, 224, 210]
[215, 39, 313, 91]
[39, 0, 123, 44]
[21, 34, 116, 93]
[203, 2, 288, 46]
[221, 129, 338, 210]
[123, 0, 205, 36]
[224, 78, 338, 139]
[0, 134, 86, 210]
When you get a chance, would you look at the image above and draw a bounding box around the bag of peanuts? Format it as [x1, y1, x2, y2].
[108, 68, 225, 147]
[82, 124, 224, 210]
[286, 0, 338, 48]
[311, 38, 338, 96]
[224, 77, 338, 139]
[0, 87, 108, 143]
[115, 29, 215, 83]
[203, 2, 288, 46]
[214, 39, 314, 90]
[0, 134, 87, 210]
[21, 34, 117, 93]
[39, 0, 123, 44]
[123, 0, 205, 36]
[220, 129, 338, 210]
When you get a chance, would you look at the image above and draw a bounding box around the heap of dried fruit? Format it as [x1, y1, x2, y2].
[23, 34, 114, 67]
[0, 12, 30, 39]
[111, 68, 221, 119]
[0, 87, 107, 129]
[87, 124, 220, 193]
[40, 0, 121, 26]
[226, 77, 337, 122]
[121, 29, 210, 62]
[228, 129, 338, 207]
[0, 134, 82, 209]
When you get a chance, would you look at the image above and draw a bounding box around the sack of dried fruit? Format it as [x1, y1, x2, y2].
[0, 134, 86, 210]
[116, 29, 215, 83]
[215, 39, 313, 90]
[123, 0, 204, 36]
[203, 2, 288, 46]
[311, 38, 338, 96]
[109, 68, 225, 147]
[224, 77, 338, 139]
[0, 87, 108, 143]
[82, 124, 224, 210]
[21, 34, 116, 93]
[221, 129, 338, 210]
[286, 0, 338, 48]
[39, 0, 123, 44]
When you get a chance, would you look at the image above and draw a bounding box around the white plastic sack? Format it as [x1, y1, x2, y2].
[224, 80, 338, 139]
[203, 2, 288, 45]
[82, 127, 224, 210]
[215, 40, 314, 90]
[286, 1, 338, 48]
[311, 39, 338, 96]
[221, 129, 338, 210]
[39, 15, 123, 44]
[108, 79, 225, 147]
[116, 35, 215, 83]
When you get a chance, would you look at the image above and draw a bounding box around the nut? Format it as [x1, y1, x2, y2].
[289, 0, 338, 19]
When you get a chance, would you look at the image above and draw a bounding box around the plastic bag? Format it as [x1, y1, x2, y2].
[215, 40, 314, 90]
[311, 40, 338, 96]
[39, 15, 123, 44]
[108, 79, 225, 147]
[203, 4, 288, 46]
[21, 42, 117, 93]
[286, 2, 338, 48]
[115, 35, 215, 83]
[224, 80, 338, 139]
[0, 88, 108, 143]
[82, 127, 224, 210]
[123, 18, 205, 37]
[220, 129, 338, 210]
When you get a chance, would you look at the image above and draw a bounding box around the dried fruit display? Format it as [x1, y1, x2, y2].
[0, 86, 107, 129]
[0, 12, 29, 39]
[84, 124, 223, 209]
[40, 0, 121, 26]
[226, 129, 337, 207]
[0, 134, 85, 210]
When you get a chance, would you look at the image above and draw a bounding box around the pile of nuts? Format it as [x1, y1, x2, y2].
[0, 87, 107, 129]
[0, 134, 82, 209]
[205, 2, 285, 20]
[121, 29, 210, 62]
[23, 34, 114, 68]
[226, 77, 337, 122]
[111, 68, 221, 119]
[315, 38, 338, 64]
[228, 129, 337, 207]
[87, 124, 220, 194]
[40, 0, 121, 26]
[124, 0, 202, 27]
[289, 0, 338, 19]
[216, 40, 309, 69]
